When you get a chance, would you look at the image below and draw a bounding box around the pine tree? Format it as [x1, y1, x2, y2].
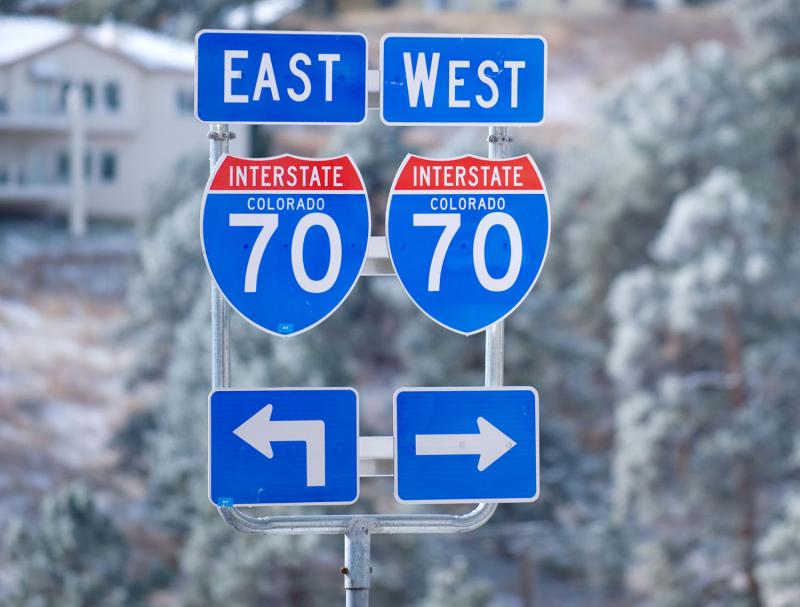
[736, 0, 800, 205]
[608, 170, 800, 606]
[124, 107, 421, 604]
[758, 492, 800, 607]
[555, 41, 767, 317]
[414, 557, 492, 607]
[5, 485, 131, 607]
[178, 508, 335, 607]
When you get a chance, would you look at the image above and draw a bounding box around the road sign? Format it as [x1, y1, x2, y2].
[209, 388, 359, 506]
[385, 154, 550, 335]
[201, 154, 370, 337]
[394, 387, 539, 504]
[381, 34, 546, 125]
[196, 30, 367, 124]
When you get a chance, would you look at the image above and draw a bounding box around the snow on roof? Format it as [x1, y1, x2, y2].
[85, 21, 194, 72]
[0, 16, 194, 72]
[0, 16, 72, 65]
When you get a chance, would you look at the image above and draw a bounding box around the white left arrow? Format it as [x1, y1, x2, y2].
[415, 417, 516, 471]
[233, 404, 326, 487]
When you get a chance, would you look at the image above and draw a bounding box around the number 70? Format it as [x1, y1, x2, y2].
[412, 212, 522, 292]
[229, 212, 342, 294]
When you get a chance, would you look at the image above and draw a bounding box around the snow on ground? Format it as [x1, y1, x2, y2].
[0, 221, 144, 517]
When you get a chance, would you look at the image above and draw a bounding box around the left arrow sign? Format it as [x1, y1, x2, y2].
[209, 389, 358, 506]
[233, 403, 326, 487]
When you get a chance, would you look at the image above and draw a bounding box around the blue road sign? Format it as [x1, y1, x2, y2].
[394, 387, 539, 504]
[381, 34, 546, 125]
[386, 154, 550, 335]
[196, 30, 367, 124]
[201, 154, 370, 337]
[209, 388, 359, 506]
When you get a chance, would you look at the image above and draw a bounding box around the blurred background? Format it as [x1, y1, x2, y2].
[1, 0, 799, 605]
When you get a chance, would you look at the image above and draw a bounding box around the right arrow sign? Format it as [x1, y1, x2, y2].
[394, 387, 539, 504]
[415, 416, 517, 472]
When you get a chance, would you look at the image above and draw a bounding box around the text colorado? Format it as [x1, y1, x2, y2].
[428, 195, 506, 211]
[246, 196, 326, 211]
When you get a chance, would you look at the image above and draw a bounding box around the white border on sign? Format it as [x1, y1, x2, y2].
[195, 30, 369, 125]
[384, 153, 552, 336]
[199, 152, 372, 339]
[208, 387, 361, 507]
[379, 33, 548, 126]
[392, 386, 541, 505]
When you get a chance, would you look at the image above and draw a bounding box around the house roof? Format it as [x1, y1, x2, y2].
[0, 16, 194, 72]
[0, 16, 72, 66]
[86, 21, 195, 72]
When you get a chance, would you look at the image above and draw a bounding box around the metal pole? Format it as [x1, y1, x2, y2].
[485, 321, 504, 386]
[486, 125, 508, 389]
[344, 519, 372, 607]
[209, 124, 232, 390]
[67, 84, 87, 238]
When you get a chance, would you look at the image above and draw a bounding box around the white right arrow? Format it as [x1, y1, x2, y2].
[233, 404, 326, 487]
[415, 417, 517, 471]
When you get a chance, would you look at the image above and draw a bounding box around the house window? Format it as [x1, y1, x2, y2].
[176, 88, 193, 114]
[60, 82, 69, 110]
[55, 151, 92, 181]
[56, 151, 69, 182]
[82, 81, 94, 111]
[100, 151, 117, 182]
[104, 81, 120, 112]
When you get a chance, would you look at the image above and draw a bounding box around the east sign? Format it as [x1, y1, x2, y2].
[195, 30, 368, 124]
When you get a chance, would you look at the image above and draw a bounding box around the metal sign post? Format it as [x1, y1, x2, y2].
[205, 124, 510, 607]
[209, 123, 232, 392]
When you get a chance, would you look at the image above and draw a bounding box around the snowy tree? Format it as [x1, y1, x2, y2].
[556, 41, 767, 318]
[758, 492, 800, 607]
[414, 557, 492, 607]
[178, 508, 334, 607]
[608, 170, 800, 606]
[64, 0, 263, 34]
[121, 112, 421, 604]
[126, 188, 209, 384]
[736, 0, 800, 205]
[128, 195, 343, 602]
[5, 485, 131, 607]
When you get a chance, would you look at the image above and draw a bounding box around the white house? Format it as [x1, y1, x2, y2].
[0, 16, 250, 226]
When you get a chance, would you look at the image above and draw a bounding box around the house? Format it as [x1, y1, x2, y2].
[0, 16, 250, 226]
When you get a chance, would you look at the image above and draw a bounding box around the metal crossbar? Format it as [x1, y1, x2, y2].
[208, 123, 510, 606]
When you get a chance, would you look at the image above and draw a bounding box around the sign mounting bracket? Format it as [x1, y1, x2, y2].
[208, 123, 511, 605]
